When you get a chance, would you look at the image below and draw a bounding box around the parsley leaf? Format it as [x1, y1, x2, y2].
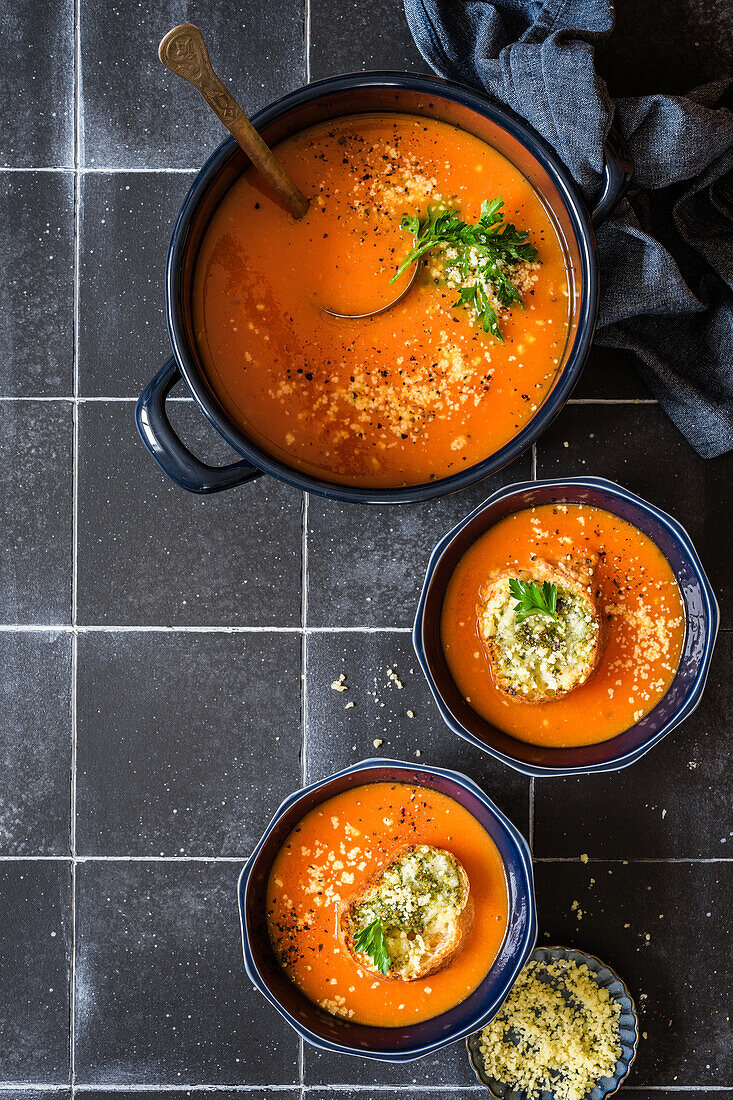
[353, 918, 391, 975]
[509, 578, 559, 623]
[389, 197, 539, 340]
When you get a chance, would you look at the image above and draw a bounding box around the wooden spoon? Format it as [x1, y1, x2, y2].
[159, 23, 309, 219]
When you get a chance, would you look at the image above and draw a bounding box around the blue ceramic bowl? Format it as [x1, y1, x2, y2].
[137, 71, 631, 501]
[237, 758, 536, 1061]
[466, 945, 639, 1099]
[413, 476, 719, 777]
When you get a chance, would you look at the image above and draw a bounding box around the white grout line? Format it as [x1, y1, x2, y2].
[0, 165, 199, 174]
[1, 622, 729, 635]
[0, 396, 194, 402]
[75, 855, 250, 863]
[0, 624, 414, 633]
[70, 0, 81, 1091]
[0, 1086, 729, 1095]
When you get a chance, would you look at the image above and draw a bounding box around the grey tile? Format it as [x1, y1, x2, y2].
[305, 631, 530, 839]
[75, 630, 302, 856]
[0, 632, 71, 855]
[572, 344, 652, 400]
[81, 1094, 298, 1100]
[306, 1091, 479, 1099]
[0, 1093, 70, 1100]
[535, 402, 733, 622]
[77, 401, 302, 625]
[305, 1038, 476, 1088]
[534, 860, 733, 1086]
[0, 0, 73, 167]
[307, 460, 532, 628]
[534, 634, 733, 860]
[0, 401, 72, 624]
[0, 173, 74, 396]
[78, 172, 195, 397]
[310, 0, 426, 78]
[74, 861, 299, 1085]
[79, 1, 305, 169]
[0, 861, 71, 1082]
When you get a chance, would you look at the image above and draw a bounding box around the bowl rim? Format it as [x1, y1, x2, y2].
[237, 756, 537, 1061]
[165, 69, 599, 504]
[413, 475, 720, 777]
[465, 943, 640, 1099]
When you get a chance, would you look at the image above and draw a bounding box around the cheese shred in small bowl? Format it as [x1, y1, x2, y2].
[477, 956, 623, 1100]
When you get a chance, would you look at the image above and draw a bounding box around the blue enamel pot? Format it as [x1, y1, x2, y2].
[413, 477, 719, 777]
[136, 71, 632, 502]
[237, 758, 536, 1060]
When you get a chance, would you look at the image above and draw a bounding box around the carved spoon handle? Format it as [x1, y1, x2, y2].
[159, 23, 309, 219]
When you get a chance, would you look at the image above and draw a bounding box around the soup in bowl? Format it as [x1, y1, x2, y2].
[238, 758, 536, 1060]
[137, 73, 630, 502]
[413, 477, 719, 776]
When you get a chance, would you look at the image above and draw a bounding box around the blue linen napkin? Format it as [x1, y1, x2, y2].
[403, 0, 733, 457]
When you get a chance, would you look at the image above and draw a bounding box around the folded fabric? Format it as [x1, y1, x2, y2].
[404, 0, 733, 457]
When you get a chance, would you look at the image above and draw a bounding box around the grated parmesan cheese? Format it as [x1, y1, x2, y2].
[478, 957, 622, 1100]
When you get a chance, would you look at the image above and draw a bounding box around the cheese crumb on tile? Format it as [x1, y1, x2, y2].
[478, 957, 622, 1100]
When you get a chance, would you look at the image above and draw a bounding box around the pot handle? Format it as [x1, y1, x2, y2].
[592, 127, 634, 227]
[135, 357, 261, 494]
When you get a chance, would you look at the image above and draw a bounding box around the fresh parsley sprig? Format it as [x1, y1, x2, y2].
[509, 578, 559, 623]
[353, 918, 391, 976]
[389, 198, 539, 341]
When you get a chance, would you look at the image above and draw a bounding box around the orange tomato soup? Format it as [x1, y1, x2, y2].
[266, 781, 508, 1026]
[193, 113, 571, 487]
[441, 504, 685, 748]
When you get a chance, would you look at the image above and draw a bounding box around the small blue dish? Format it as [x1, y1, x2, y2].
[237, 758, 536, 1061]
[413, 476, 719, 778]
[466, 945, 639, 1099]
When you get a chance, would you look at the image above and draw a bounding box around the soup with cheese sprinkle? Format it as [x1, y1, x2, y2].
[193, 113, 571, 488]
[266, 781, 508, 1026]
[441, 504, 685, 747]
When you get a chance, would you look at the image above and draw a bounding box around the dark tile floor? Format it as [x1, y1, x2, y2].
[0, 0, 730, 1097]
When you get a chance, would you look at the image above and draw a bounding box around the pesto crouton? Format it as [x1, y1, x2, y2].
[478, 558, 601, 703]
[340, 844, 473, 981]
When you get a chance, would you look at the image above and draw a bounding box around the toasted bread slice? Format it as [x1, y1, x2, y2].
[477, 556, 602, 704]
[340, 844, 473, 982]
